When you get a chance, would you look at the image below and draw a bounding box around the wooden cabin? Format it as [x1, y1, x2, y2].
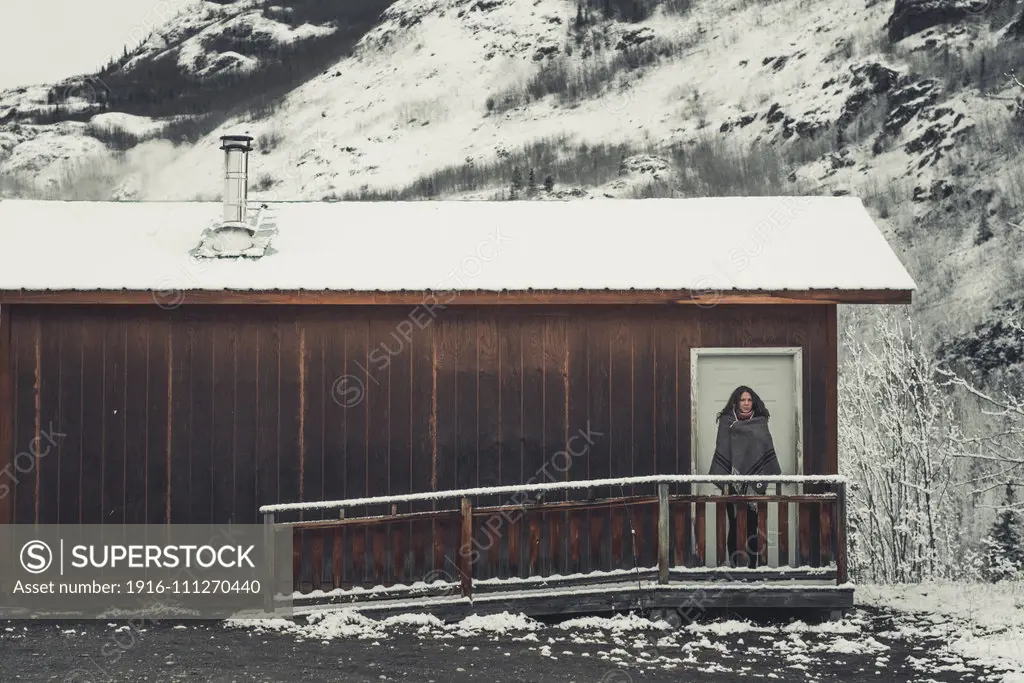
[0, 139, 916, 621]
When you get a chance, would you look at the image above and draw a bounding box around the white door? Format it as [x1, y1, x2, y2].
[692, 350, 801, 567]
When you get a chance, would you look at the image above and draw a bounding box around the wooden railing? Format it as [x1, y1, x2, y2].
[259, 475, 848, 598]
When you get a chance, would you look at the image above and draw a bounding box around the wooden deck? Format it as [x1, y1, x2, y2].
[262, 475, 850, 620]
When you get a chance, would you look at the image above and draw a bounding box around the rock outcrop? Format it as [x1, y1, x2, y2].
[886, 0, 992, 42]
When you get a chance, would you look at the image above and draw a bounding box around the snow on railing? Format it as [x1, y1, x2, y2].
[258, 473, 847, 515]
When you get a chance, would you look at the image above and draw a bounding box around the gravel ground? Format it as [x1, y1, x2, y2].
[0, 607, 1013, 683]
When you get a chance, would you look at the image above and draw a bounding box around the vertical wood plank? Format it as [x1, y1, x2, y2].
[548, 509, 564, 576]
[332, 526, 344, 589]
[323, 312, 347, 527]
[589, 509, 604, 571]
[543, 314, 568, 571]
[588, 317, 611, 572]
[806, 308, 826, 550]
[256, 320, 280, 511]
[672, 501, 686, 567]
[507, 515, 520, 576]
[79, 313, 105, 525]
[367, 316, 392, 501]
[278, 318, 303, 522]
[655, 314, 678, 479]
[825, 305, 838, 477]
[36, 314, 59, 525]
[434, 316, 458, 496]
[187, 317, 213, 523]
[120, 318, 148, 525]
[498, 316, 522, 575]
[657, 484, 669, 583]
[564, 319, 591, 570]
[527, 508, 542, 576]
[837, 482, 849, 583]
[778, 500, 790, 568]
[299, 318, 324, 524]
[392, 521, 408, 586]
[455, 311, 477, 494]
[352, 524, 366, 587]
[569, 509, 582, 574]
[609, 318, 631, 524]
[103, 316, 127, 525]
[757, 501, 768, 566]
[0, 305, 9, 525]
[521, 314, 544, 496]
[409, 311, 433, 580]
[292, 531, 302, 593]
[344, 317, 369, 582]
[631, 315, 655, 569]
[388, 313, 413, 583]
[169, 320, 194, 523]
[311, 529, 325, 592]
[146, 317, 170, 525]
[460, 497, 473, 596]
[57, 315, 82, 524]
[366, 316, 392, 583]
[210, 318, 235, 524]
[799, 501, 813, 567]
[475, 312, 501, 575]
[610, 507, 625, 571]
[371, 526, 386, 585]
[715, 501, 727, 566]
[677, 310, 700, 480]
[736, 503, 748, 566]
[543, 314, 567, 491]
[234, 318, 259, 525]
[694, 502, 706, 567]
[820, 499, 833, 567]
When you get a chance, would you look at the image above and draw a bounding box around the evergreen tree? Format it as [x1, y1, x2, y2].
[981, 483, 1024, 582]
[527, 168, 537, 196]
[544, 174, 555, 193]
[976, 212, 994, 246]
[510, 167, 523, 200]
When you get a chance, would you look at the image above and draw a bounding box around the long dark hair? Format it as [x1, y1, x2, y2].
[716, 385, 770, 421]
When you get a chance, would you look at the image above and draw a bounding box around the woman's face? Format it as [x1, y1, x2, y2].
[738, 392, 753, 413]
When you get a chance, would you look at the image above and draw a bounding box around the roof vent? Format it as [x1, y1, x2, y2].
[192, 134, 278, 259]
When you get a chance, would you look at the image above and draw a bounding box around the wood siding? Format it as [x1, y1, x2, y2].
[1, 304, 837, 526]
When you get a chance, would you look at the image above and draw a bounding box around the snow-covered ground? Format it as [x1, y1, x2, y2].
[217, 581, 1024, 681]
[858, 581, 1024, 683]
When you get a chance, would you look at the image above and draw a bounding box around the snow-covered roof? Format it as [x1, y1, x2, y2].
[0, 197, 916, 297]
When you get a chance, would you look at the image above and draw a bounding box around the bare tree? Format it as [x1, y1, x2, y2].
[839, 306, 971, 583]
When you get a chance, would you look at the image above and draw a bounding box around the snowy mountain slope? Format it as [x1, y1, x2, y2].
[124, 0, 337, 77]
[0, 0, 365, 193]
[2, 0, 1024, 356]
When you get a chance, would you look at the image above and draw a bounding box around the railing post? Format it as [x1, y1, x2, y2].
[263, 511, 275, 614]
[657, 483, 670, 584]
[836, 481, 848, 585]
[460, 497, 473, 599]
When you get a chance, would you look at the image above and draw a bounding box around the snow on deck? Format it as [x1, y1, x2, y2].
[0, 196, 917, 293]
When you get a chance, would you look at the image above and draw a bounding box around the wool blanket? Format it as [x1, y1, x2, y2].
[708, 414, 782, 509]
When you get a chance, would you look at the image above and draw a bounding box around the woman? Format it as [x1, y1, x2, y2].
[708, 385, 782, 569]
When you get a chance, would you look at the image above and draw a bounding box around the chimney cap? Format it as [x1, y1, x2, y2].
[220, 134, 253, 151]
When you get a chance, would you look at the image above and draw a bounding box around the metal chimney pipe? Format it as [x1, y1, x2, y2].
[220, 134, 253, 225]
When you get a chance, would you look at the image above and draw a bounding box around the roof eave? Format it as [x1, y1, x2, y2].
[0, 289, 914, 306]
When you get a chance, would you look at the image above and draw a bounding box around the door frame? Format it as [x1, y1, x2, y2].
[689, 347, 804, 481]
